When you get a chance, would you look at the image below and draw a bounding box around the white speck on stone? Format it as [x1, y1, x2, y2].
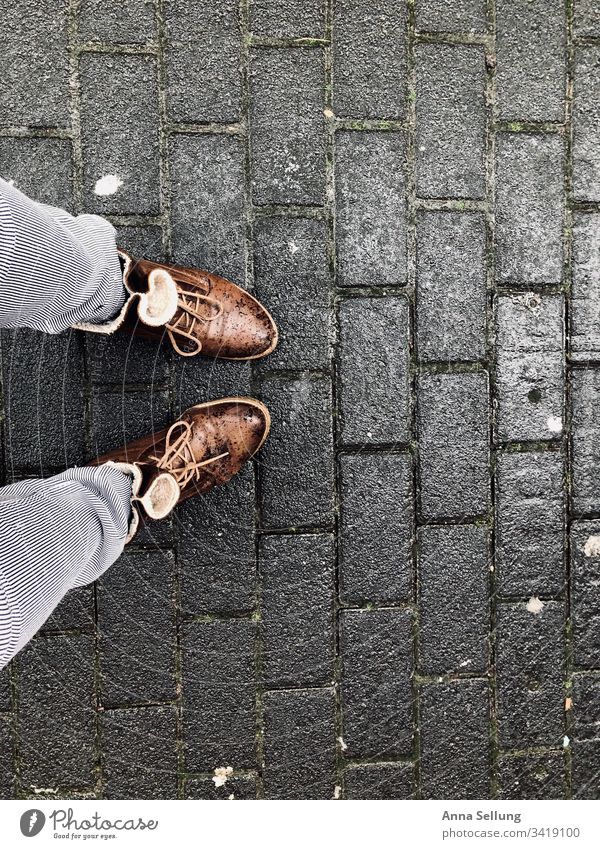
[288, 240, 300, 255]
[228, 794, 235, 800]
[334, 785, 342, 800]
[32, 786, 58, 794]
[366, 431, 373, 438]
[547, 416, 562, 433]
[584, 535, 600, 557]
[323, 108, 334, 119]
[459, 659, 472, 668]
[526, 596, 544, 615]
[337, 736, 348, 752]
[563, 735, 570, 748]
[212, 766, 234, 787]
[94, 174, 123, 196]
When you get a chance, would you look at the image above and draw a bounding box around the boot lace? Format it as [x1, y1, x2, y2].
[148, 420, 229, 488]
[166, 285, 223, 357]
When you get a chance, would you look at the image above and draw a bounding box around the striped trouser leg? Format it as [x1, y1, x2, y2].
[0, 177, 126, 332]
[0, 464, 133, 669]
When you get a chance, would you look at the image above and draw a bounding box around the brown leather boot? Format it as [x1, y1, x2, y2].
[89, 397, 270, 541]
[75, 250, 278, 359]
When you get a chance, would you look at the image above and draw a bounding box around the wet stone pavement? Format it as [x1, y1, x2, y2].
[0, 0, 599, 800]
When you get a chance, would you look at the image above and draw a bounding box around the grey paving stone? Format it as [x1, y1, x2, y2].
[250, 48, 325, 205]
[116, 225, 165, 261]
[182, 620, 256, 771]
[90, 388, 171, 457]
[572, 673, 600, 741]
[498, 753, 566, 800]
[418, 525, 489, 676]
[415, 43, 486, 199]
[572, 214, 600, 362]
[343, 762, 414, 800]
[263, 688, 336, 799]
[102, 707, 178, 799]
[496, 602, 565, 747]
[338, 296, 410, 444]
[17, 635, 96, 792]
[572, 740, 600, 798]
[496, 451, 565, 596]
[79, 0, 156, 43]
[97, 550, 176, 706]
[495, 294, 565, 442]
[173, 355, 252, 415]
[170, 134, 246, 282]
[86, 322, 172, 386]
[340, 609, 413, 759]
[250, 0, 323, 36]
[417, 372, 490, 521]
[1, 330, 86, 473]
[574, 0, 600, 36]
[571, 522, 600, 668]
[333, 0, 406, 119]
[573, 47, 600, 202]
[0, 2, 70, 125]
[495, 133, 564, 285]
[253, 216, 332, 371]
[339, 453, 413, 603]
[80, 54, 160, 216]
[415, 0, 487, 32]
[420, 679, 491, 799]
[185, 774, 258, 799]
[0, 668, 11, 712]
[0, 138, 73, 209]
[260, 534, 334, 687]
[571, 678, 600, 794]
[571, 369, 600, 514]
[41, 586, 95, 633]
[416, 211, 487, 362]
[259, 375, 334, 528]
[335, 131, 406, 286]
[0, 716, 13, 799]
[496, 0, 566, 121]
[165, 0, 240, 123]
[178, 464, 256, 616]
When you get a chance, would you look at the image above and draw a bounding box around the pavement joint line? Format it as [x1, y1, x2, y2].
[564, 0, 576, 800]
[405, 0, 422, 801]
[484, 0, 500, 800]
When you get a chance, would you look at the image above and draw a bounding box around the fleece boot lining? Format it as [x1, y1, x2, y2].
[137, 269, 178, 327]
[137, 472, 180, 520]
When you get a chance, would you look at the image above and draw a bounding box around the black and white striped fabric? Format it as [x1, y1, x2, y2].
[0, 178, 133, 668]
[0, 465, 132, 669]
[0, 176, 126, 332]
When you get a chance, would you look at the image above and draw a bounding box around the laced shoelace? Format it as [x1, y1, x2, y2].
[148, 419, 229, 488]
[165, 285, 224, 357]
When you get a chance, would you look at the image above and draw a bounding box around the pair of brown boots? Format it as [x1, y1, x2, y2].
[84, 250, 278, 540]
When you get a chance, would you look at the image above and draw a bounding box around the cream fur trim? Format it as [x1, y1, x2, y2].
[137, 268, 178, 327]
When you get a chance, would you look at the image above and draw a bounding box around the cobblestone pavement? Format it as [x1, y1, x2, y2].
[0, 0, 599, 801]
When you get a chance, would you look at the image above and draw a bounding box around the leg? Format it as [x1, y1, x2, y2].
[0, 177, 126, 333]
[0, 464, 132, 669]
